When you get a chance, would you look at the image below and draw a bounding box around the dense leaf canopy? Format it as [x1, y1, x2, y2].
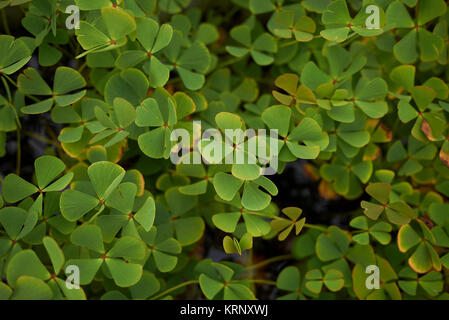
[0, 0, 449, 300]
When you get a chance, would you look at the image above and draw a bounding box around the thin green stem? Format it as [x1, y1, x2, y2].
[86, 205, 105, 224]
[246, 279, 277, 286]
[2, 74, 17, 87]
[23, 130, 59, 146]
[1, 9, 10, 35]
[54, 44, 75, 59]
[16, 129, 21, 175]
[77, 62, 87, 73]
[25, 94, 41, 103]
[216, 57, 243, 69]
[223, 5, 239, 21]
[150, 280, 199, 300]
[279, 40, 297, 48]
[245, 249, 255, 292]
[278, 34, 321, 48]
[245, 254, 293, 271]
[3, 74, 41, 103]
[304, 223, 328, 232]
[1, 76, 12, 101]
[341, 33, 359, 47]
[150, 278, 277, 300]
[248, 248, 254, 280]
